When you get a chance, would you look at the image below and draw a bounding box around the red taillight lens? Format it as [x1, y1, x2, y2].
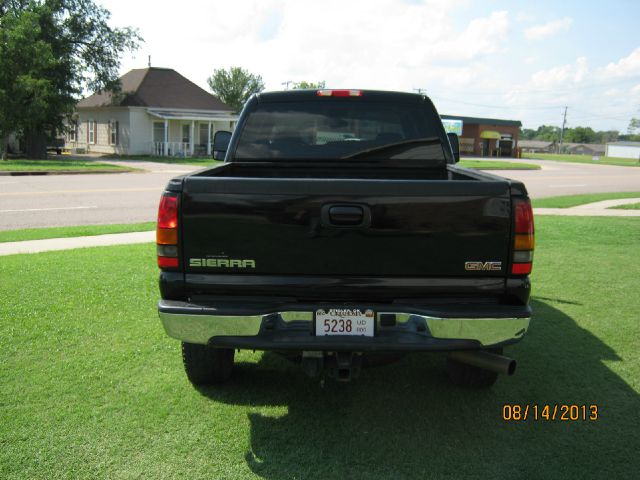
[157, 193, 179, 269]
[158, 256, 179, 269]
[317, 89, 362, 97]
[515, 200, 534, 234]
[512, 198, 535, 275]
[157, 195, 178, 229]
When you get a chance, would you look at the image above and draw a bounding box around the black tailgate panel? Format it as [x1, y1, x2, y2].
[181, 178, 511, 277]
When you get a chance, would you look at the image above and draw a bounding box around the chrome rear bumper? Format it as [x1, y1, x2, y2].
[158, 300, 530, 350]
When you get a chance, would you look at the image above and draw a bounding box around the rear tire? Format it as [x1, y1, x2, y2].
[181, 342, 234, 386]
[446, 348, 501, 388]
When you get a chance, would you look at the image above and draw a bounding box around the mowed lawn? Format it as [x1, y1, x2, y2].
[1, 217, 639, 479]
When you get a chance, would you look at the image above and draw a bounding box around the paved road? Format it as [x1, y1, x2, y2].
[488, 158, 640, 199]
[1, 159, 639, 230]
[0, 162, 200, 230]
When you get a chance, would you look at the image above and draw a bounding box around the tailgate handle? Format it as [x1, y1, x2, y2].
[326, 205, 366, 226]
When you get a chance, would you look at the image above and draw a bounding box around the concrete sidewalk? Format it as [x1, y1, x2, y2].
[0, 199, 638, 256]
[535, 198, 640, 217]
[0, 231, 154, 256]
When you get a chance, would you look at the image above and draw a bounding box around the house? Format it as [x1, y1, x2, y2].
[441, 115, 521, 157]
[518, 140, 556, 153]
[605, 141, 640, 160]
[564, 143, 606, 156]
[66, 67, 237, 156]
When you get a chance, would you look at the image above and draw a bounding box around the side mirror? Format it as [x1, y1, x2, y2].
[213, 130, 232, 160]
[447, 132, 460, 163]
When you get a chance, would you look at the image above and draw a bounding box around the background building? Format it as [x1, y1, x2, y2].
[441, 115, 521, 157]
[66, 67, 237, 157]
[606, 141, 640, 160]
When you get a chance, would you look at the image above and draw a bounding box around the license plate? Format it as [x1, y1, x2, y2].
[314, 308, 375, 337]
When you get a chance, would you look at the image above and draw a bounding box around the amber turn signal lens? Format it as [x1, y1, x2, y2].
[156, 228, 177, 245]
[514, 233, 535, 250]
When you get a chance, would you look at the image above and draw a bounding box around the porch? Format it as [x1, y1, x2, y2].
[148, 109, 237, 157]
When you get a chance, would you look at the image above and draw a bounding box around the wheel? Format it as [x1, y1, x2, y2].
[181, 342, 234, 386]
[446, 347, 502, 388]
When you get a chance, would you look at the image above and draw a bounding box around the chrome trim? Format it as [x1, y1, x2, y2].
[159, 310, 530, 347]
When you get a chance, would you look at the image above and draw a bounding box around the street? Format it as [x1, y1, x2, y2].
[1, 159, 639, 230]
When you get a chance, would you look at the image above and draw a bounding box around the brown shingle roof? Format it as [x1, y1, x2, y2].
[77, 68, 232, 111]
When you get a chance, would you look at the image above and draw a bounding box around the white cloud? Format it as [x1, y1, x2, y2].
[105, 0, 507, 93]
[601, 47, 640, 78]
[524, 17, 572, 40]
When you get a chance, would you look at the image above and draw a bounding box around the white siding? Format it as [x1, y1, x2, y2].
[606, 144, 640, 160]
[69, 108, 130, 154]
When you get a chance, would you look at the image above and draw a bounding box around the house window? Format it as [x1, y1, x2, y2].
[68, 120, 77, 142]
[199, 123, 209, 146]
[87, 120, 96, 144]
[153, 122, 165, 143]
[182, 124, 190, 144]
[108, 120, 119, 145]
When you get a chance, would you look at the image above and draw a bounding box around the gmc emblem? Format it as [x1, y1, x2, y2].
[465, 261, 502, 271]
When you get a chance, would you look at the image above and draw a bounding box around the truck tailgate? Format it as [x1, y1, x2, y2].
[180, 173, 512, 278]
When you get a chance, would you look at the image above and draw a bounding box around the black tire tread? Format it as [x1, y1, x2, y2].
[446, 348, 502, 388]
[181, 342, 234, 386]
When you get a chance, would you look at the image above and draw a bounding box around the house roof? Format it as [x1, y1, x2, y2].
[77, 68, 232, 111]
[441, 114, 522, 127]
[607, 141, 640, 147]
[519, 140, 555, 148]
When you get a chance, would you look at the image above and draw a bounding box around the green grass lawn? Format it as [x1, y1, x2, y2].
[609, 202, 640, 210]
[532, 191, 640, 208]
[459, 159, 540, 170]
[101, 154, 221, 167]
[525, 152, 640, 167]
[0, 159, 134, 172]
[0, 222, 155, 243]
[1, 216, 639, 478]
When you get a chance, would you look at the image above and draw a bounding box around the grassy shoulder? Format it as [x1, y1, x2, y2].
[101, 154, 221, 167]
[525, 152, 639, 167]
[0, 159, 134, 172]
[609, 202, 640, 210]
[459, 159, 540, 170]
[0, 216, 638, 478]
[532, 191, 640, 208]
[0, 222, 155, 243]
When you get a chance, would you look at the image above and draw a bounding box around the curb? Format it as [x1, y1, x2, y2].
[0, 169, 141, 176]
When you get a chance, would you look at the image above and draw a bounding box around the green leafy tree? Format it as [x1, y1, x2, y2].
[0, 0, 141, 159]
[628, 118, 640, 135]
[534, 125, 561, 142]
[293, 81, 326, 89]
[207, 67, 265, 113]
[564, 126, 596, 144]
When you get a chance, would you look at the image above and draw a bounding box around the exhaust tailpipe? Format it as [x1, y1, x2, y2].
[449, 350, 516, 376]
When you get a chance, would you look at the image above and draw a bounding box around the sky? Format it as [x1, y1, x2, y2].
[101, 0, 640, 132]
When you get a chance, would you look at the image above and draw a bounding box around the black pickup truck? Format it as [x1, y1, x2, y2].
[156, 89, 534, 388]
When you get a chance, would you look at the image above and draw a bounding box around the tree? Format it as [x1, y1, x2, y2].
[628, 118, 640, 135]
[564, 126, 596, 144]
[207, 67, 265, 113]
[293, 81, 326, 89]
[0, 0, 141, 159]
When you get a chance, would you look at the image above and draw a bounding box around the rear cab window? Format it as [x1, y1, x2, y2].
[234, 97, 448, 165]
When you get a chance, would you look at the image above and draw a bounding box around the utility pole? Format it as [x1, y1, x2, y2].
[413, 88, 427, 95]
[281, 80, 293, 90]
[558, 106, 568, 153]
[148, 55, 151, 67]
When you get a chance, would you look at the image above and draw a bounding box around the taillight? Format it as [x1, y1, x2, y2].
[512, 198, 535, 275]
[157, 192, 179, 269]
[317, 89, 362, 97]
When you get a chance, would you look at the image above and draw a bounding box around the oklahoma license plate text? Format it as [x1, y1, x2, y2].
[315, 308, 375, 337]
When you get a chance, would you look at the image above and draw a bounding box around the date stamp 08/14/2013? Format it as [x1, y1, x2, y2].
[502, 404, 599, 422]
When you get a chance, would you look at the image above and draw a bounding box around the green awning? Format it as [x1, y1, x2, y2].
[480, 130, 501, 139]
